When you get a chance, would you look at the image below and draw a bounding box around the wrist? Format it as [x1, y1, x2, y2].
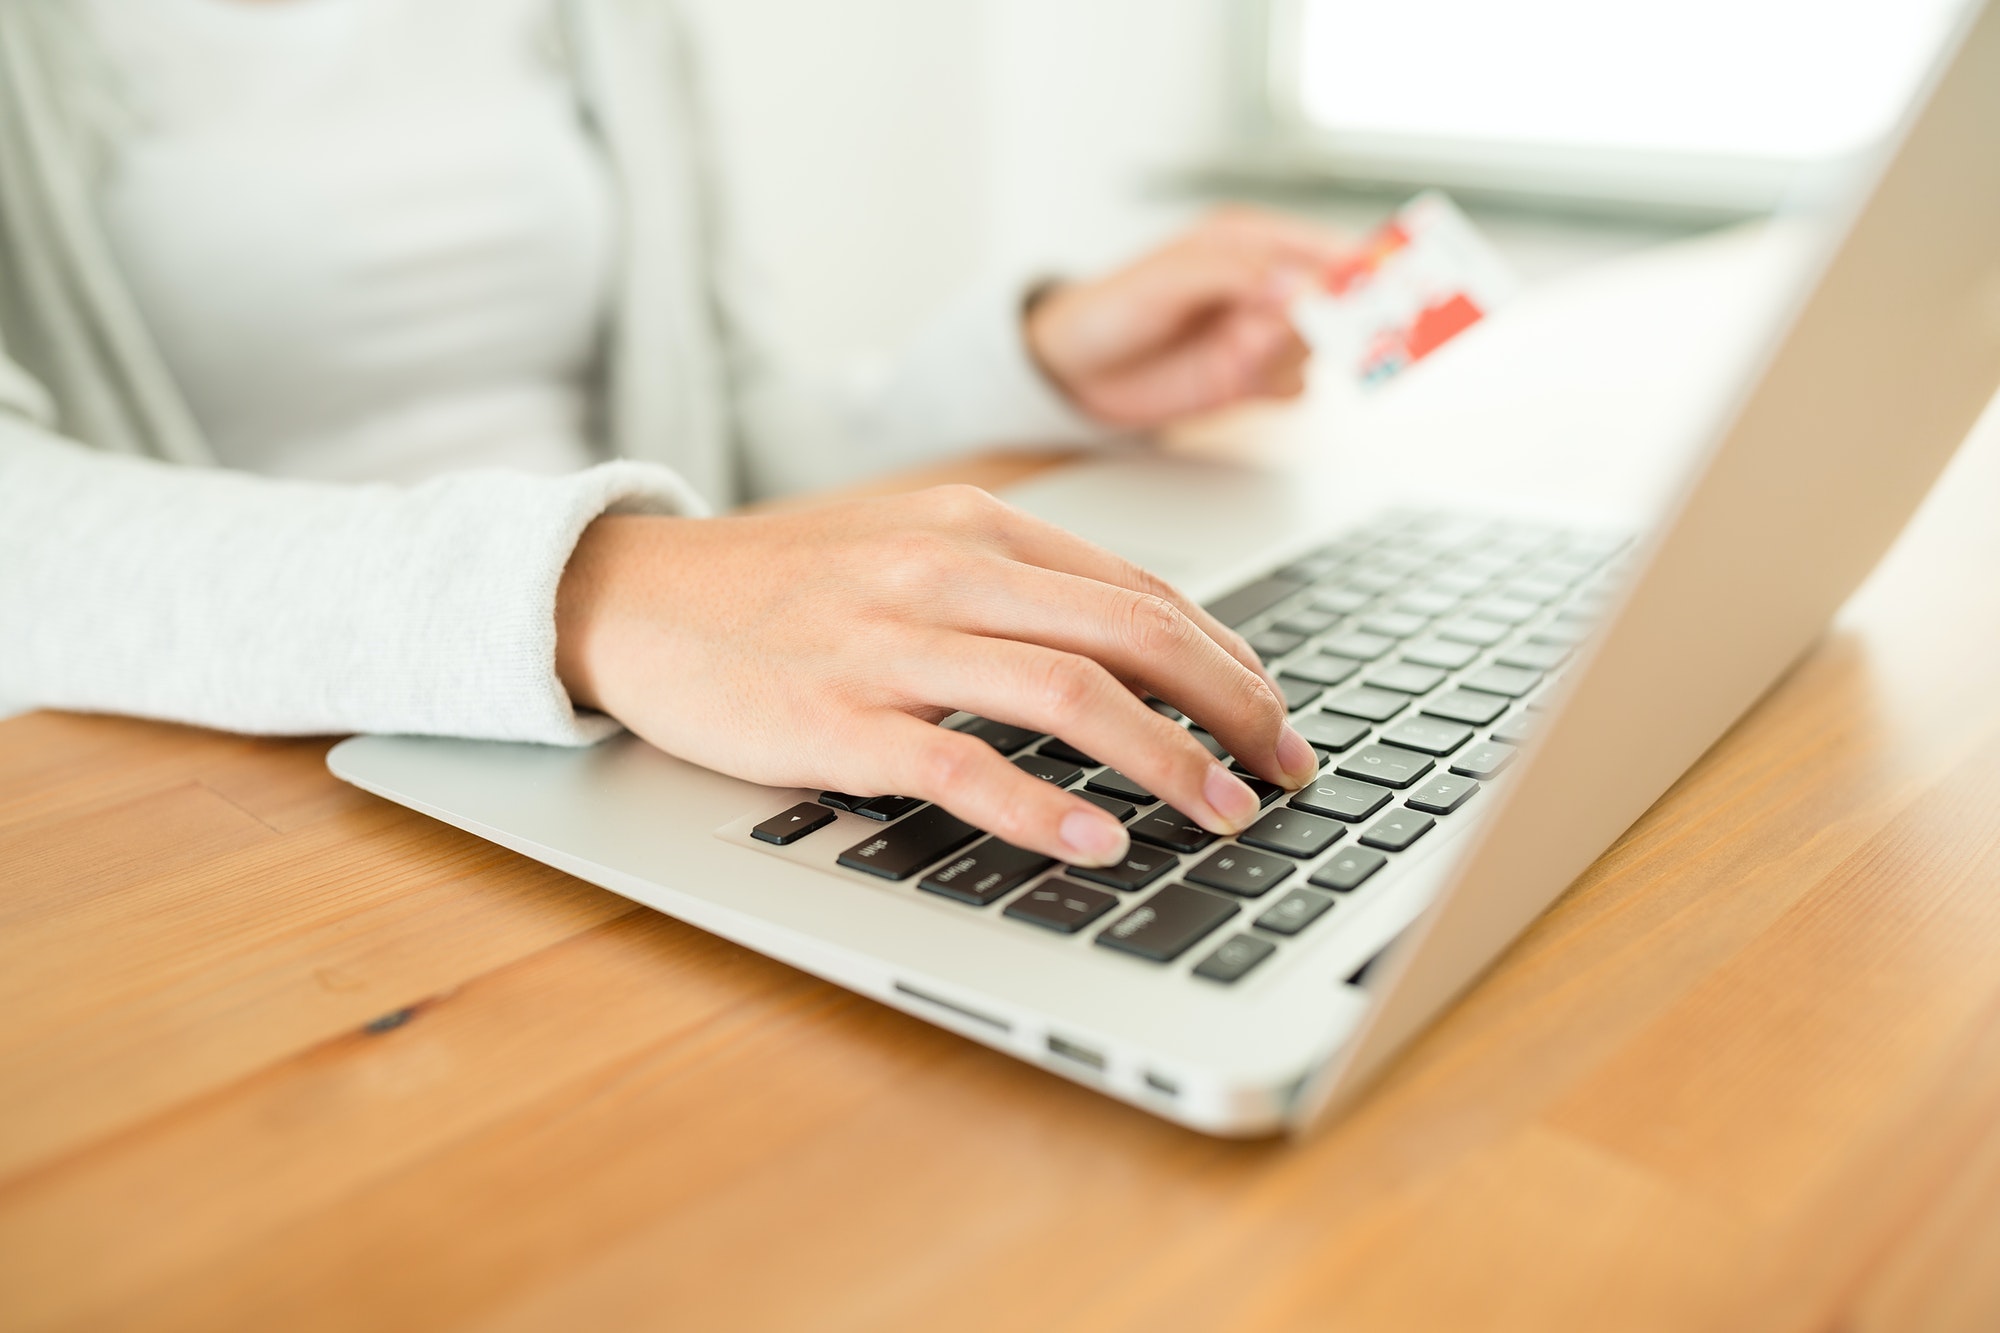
[556, 513, 668, 714]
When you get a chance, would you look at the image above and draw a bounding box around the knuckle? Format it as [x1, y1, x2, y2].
[916, 732, 985, 796]
[926, 483, 1003, 534]
[876, 531, 958, 597]
[1033, 654, 1105, 723]
[1120, 592, 1192, 661]
[1239, 664, 1287, 724]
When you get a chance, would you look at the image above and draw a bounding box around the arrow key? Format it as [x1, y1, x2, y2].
[752, 802, 838, 846]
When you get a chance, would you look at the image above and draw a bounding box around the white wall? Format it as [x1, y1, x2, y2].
[683, 0, 1234, 374]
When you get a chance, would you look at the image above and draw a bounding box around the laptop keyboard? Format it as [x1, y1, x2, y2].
[739, 510, 1629, 988]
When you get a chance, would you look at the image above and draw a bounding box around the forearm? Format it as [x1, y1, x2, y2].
[0, 425, 702, 743]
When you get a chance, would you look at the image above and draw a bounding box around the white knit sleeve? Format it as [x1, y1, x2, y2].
[0, 424, 705, 744]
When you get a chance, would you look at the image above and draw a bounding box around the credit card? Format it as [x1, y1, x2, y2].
[1293, 191, 1519, 387]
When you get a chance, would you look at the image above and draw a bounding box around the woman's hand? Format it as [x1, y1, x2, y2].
[556, 485, 1321, 867]
[1024, 207, 1345, 428]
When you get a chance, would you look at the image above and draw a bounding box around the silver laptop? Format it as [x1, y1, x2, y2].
[331, 1, 2000, 1137]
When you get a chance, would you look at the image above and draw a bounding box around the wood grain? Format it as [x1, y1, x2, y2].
[3, 423, 2000, 1332]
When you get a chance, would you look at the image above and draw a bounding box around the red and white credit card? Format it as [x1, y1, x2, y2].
[1294, 191, 1519, 388]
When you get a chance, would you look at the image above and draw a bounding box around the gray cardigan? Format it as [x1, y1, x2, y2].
[0, 0, 1095, 742]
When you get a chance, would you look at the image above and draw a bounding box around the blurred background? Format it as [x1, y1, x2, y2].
[686, 0, 1963, 382]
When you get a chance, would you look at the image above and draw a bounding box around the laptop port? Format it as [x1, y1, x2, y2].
[1046, 1034, 1106, 1072]
[1143, 1070, 1180, 1098]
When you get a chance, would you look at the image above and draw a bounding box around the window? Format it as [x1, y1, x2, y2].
[1257, 0, 1968, 214]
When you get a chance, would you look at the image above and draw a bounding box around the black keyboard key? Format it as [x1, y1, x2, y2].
[949, 716, 1040, 755]
[1085, 769, 1155, 804]
[817, 791, 866, 812]
[1461, 664, 1544, 698]
[1068, 843, 1179, 892]
[1205, 576, 1307, 629]
[1450, 740, 1518, 779]
[1006, 878, 1119, 933]
[837, 805, 980, 880]
[1273, 607, 1339, 636]
[1192, 934, 1277, 984]
[1378, 715, 1474, 756]
[1076, 790, 1139, 823]
[1280, 652, 1362, 687]
[1323, 686, 1409, 723]
[1037, 737, 1100, 767]
[1364, 661, 1447, 695]
[1147, 698, 1186, 721]
[1334, 743, 1434, 789]
[855, 795, 923, 821]
[1239, 807, 1345, 858]
[919, 839, 1056, 905]
[1248, 628, 1307, 661]
[1185, 846, 1294, 897]
[1240, 775, 1285, 807]
[1494, 640, 1571, 671]
[1095, 883, 1238, 962]
[1294, 711, 1370, 753]
[1357, 611, 1428, 639]
[1401, 637, 1480, 670]
[1256, 887, 1336, 935]
[1359, 808, 1435, 851]
[1420, 688, 1511, 725]
[1406, 773, 1480, 815]
[1289, 774, 1393, 822]
[1129, 806, 1217, 853]
[1277, 675, 1325, 711]
[752, 802, 837, 846]
[1013, 753, 1084, 787]
[1320, 630, 1396, 662]
[1310, 847, 1388, 891]
[1436, 617, 1509, 647]
[1186, 727, 1229, 759]
[1308, 587, 1371, 615]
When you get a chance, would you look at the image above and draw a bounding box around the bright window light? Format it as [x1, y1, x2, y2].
[1292, 0, 1965, 162]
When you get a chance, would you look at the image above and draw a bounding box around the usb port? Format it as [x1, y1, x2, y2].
[1046, 1034, 1106, 1072]
[1143, 1070, 1180, 1098]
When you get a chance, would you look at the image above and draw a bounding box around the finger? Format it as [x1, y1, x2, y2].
[987, 515, 1319, 786]
[1254, 331, 1313, 398]
[979, 505, 1267, 682]
[895, 634, 1272, 835]
[862, 711, 1135, 867]
[942, 562, 1308, 786]
[1199, 206, 1351, 273]
[1065, 304, 1305, 424]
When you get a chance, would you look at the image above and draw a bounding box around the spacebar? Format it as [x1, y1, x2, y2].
[837, 806, 980, 880]
[1203, 576, 1306, 629]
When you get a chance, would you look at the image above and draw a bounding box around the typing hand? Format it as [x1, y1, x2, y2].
[1023, 207, 1346, 428]
[555, 486, 1321, 867]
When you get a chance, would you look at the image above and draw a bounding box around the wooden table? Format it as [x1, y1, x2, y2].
[6, 419, 2000, 1333]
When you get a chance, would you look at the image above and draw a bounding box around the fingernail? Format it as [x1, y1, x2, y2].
[1061, 807, 1129, 866]
[1203, 763, 1261, 831]
[1277, 726, 1320, 786]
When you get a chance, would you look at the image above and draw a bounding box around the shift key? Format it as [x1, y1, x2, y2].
[838, 806, 980, 880]
[1095, 883, 1238, 962]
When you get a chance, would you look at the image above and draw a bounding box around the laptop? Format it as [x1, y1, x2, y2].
[330, 0, 2000, 1137]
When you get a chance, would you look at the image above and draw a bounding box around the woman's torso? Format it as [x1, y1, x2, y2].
[83, 0, 617, 483]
